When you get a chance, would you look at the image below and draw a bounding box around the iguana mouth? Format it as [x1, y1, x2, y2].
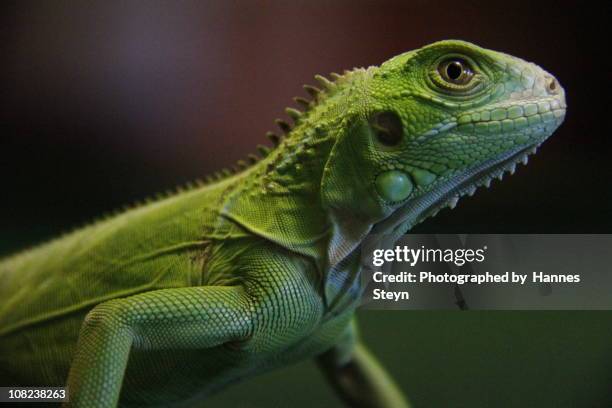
[370, 80, 566, 239]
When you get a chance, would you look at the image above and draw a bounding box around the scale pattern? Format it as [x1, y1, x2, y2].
[0, 40, 565, 407]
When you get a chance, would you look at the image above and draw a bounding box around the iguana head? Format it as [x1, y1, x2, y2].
[320, 40, 566, 241]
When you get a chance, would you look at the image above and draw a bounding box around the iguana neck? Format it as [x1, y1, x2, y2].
[220, 69, 371, 267]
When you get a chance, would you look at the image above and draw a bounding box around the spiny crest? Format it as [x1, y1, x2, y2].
[2, 68, 368, 261]
[193, 68, 356, 186]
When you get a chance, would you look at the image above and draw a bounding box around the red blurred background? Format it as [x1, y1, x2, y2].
[1, 1, 609, 254]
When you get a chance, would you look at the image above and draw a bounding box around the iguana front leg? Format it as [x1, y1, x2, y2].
[64, 286, 253, 408]
[317, 319, 411, 408]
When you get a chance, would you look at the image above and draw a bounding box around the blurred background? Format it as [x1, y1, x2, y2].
[1, 1, 610, 407]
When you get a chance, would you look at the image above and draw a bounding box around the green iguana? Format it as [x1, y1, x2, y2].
[0, 40, 566, 407]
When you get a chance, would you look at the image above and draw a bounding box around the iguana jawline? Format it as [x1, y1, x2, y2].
[372, 141, 544, 238]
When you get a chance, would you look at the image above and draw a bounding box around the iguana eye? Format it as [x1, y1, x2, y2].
[438, 58, 474, 85]
[371, 111, 403, 147]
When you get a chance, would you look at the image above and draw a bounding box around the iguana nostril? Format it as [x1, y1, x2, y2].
[546, 77, 558, 94]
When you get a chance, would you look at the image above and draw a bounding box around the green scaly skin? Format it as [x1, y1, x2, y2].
[0, 40, 566, 407]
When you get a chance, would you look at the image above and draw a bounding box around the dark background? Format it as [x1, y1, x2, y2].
[1, 1, 610, 407]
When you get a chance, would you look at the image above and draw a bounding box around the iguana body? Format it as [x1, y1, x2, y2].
[0, 40, 565, 407]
